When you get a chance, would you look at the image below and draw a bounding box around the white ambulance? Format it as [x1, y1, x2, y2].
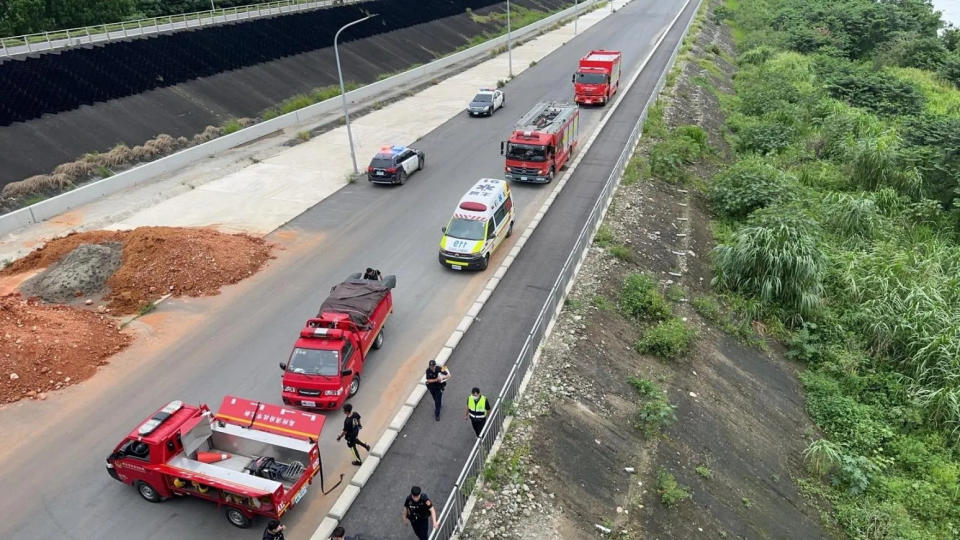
[439, 178, 516, 271]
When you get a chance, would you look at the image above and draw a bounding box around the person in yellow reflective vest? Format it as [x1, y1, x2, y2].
[465, 387, 492, 437]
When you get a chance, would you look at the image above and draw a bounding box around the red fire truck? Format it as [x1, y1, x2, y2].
[501, 101, 580, 184]
[105, 396, 342, 528]
[280, 273, 395, 410]
[572, 50, 622, 105]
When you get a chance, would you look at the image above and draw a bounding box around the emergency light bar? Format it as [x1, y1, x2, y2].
[299, 327, 345, 339]
[138, 400, 184, 436]
[459, 201, 487, 212]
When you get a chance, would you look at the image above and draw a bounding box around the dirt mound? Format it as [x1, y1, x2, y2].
[0, 295, 131, 403]
[20, 243, 123, 303]
[3, 227, 273, 314]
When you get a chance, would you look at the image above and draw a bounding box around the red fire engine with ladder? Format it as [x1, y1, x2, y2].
[501, 101, 580, 184]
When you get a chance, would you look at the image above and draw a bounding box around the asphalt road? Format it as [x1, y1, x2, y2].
[0, 1, 689, 538]
[340, 0, 697, 538]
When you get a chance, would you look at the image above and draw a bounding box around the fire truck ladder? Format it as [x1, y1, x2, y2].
[515, 101, 575, 135]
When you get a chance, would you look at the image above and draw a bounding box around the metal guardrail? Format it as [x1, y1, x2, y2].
[428, 0, 702, 537]
[0, 0, 362, 59]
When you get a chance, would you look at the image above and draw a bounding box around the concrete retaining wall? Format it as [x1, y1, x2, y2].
[0, 0, 593, 237]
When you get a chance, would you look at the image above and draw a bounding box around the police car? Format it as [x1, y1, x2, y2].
[367, 145, 425, 185]
[466, 88, 505, 117]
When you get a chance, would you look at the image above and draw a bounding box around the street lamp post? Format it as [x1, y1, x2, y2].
[574, 0, 578, 34]
[334, 14, 378, 175]
[507, 0, 512, 77]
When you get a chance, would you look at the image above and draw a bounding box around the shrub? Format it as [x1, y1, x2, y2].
[635, 318, 698, 359]
[627, 376, 658, 397]
[735, 117, 797, 154]
[739, 45, 775, 66]
[848, 133, 922, 197]
[822, 63, 926, 116]
[657, 469, 691, 507]
[619, 273, 671, 321]
[824, 192, 881, 239]
[675, 125, 710, 153]
[712, 212, 825, 321]
[708, 157, 789, 218]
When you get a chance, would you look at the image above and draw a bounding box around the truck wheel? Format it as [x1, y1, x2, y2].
[398, 170, 407, 185]
[372, 329, 384, 350]
[547, 168, 555, 183]
[507, 221, 514, 238]
[480, 254, 490, 271]
[418, 156, 425, 171]
[225, 508, 252, 528]
[136, 481, 162, 503]
[348, 375, 361, 397]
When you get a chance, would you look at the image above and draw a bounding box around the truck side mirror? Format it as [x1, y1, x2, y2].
[571, 73, 576, 83]
[441, 226, 446, 233]
[341, 369, 353, 377]
[499, 141, 504, 155]
[279, 362, 287, 370]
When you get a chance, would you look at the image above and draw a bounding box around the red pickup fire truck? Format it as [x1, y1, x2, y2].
[501, 101, 580, 184]
[572, 50, 622, 105]
[106, 396, 341, 528]
[280, 274, 395, 410]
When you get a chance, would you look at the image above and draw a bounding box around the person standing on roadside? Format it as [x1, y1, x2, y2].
[425, 360, 450, 421]
[330, 525, 347, 540]
[336, 403, 371, 465]
[402, 486, 437, 540]
[263, 520, 286, 540]
[465, 386, 492, 437]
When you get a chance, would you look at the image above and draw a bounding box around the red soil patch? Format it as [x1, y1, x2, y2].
[0, 295, 131, 403]
[2, 227, 273, 314]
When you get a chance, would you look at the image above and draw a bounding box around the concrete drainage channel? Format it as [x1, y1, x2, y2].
[310, 0, 699, 537]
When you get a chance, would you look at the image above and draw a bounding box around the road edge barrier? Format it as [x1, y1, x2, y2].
[0, 0, 604, 238]
[308, 0, 698, 537]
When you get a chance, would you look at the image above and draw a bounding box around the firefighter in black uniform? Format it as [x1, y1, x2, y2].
[402, 486, 437, 540]
[336, 403, 371, 465]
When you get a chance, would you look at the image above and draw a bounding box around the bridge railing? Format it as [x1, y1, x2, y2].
[0, 0, 361, 59]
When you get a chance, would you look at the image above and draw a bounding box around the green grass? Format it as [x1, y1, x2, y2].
[708, 0, 960, 536]
[629, 377, 677, 434]
[657, 469, 691, 507]
[635, 318, 698, 360]
[594, 225, 615, 247]
[609, 244, 633, 261]
[619, 273, 671, 321]
[221, 119, 242, 135]
[696, 465, 713, 479]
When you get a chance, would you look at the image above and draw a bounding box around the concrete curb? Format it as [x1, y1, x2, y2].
[0, 0, 604, 238]
[308, 0, 694, 535]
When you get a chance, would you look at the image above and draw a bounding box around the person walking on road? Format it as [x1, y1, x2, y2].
[465, 386, 492, 437]
[263, 519, 286, 540]
[336, 403, 371, 465]
[402, 486, 437, 540]
[330, 525, 347, 540]
[425, 360, 450, 421]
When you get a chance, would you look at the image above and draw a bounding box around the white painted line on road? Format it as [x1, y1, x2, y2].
[388, 404, 415, 432]
[451, 0, 698, 535]
[327, 485, 362, 520]
[370, 428, 399, 459]
[314, 0, 696, 534]
[405, 384, 427, 407]
[349, 456, 382, 488]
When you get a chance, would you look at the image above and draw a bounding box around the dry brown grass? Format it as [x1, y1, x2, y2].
[101, 144, 133, 167]
[1, 173, 72, 198]
[53, 160, 94, 181]
[192, 125, 222, 144]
